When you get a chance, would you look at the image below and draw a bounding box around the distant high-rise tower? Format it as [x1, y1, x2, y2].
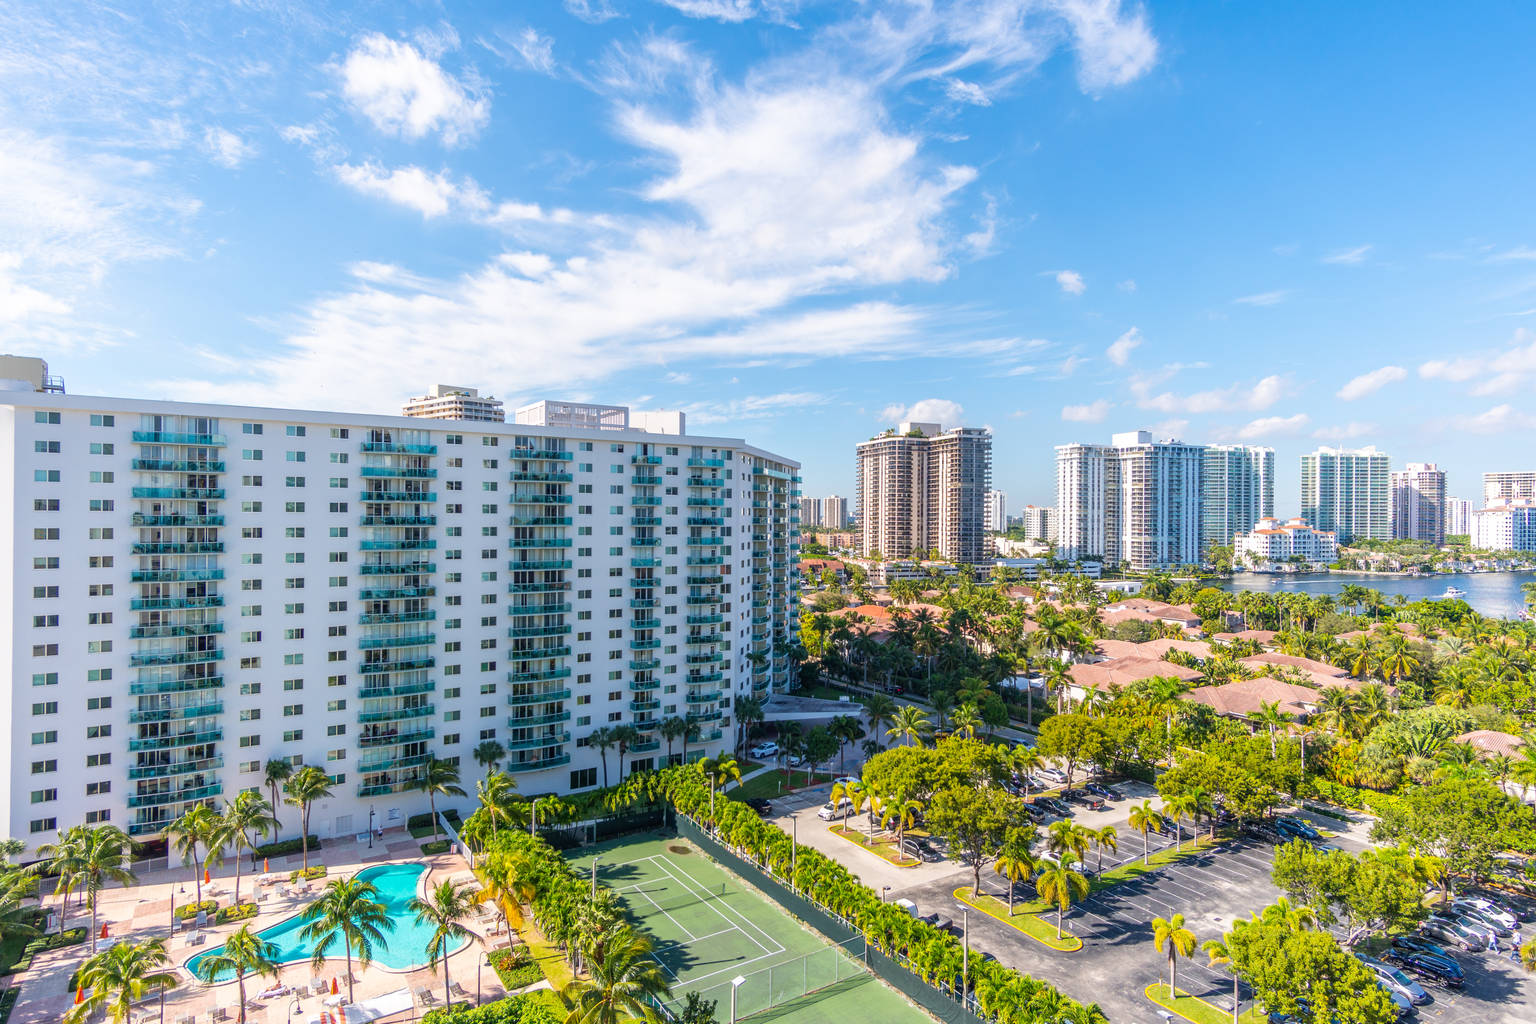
[402, 384, 505, 422]
[819, 495, 849, 529]
[1392, 463, 1447, 546]
[1056, 430, 1202, 569]
[1199, 445, 1274, 555]
[984, 489, 1008, 532]
[1020, 505, 1057, 543]
[1444, 496, 1473, 538]
[855, 421, 992, 562]
[1483, 471, 1536, 506]
[1300, 446, 1391, 543]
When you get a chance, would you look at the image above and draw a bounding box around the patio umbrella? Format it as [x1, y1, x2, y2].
[204, 868, 211, 885]
[100, 923, 108, 939]
[75, 985, 83, 1004]
[263, 858, 269, 873]
[331, 977, 339, 994]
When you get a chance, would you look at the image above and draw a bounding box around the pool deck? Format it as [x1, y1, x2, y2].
[7, 828, 510, 1024]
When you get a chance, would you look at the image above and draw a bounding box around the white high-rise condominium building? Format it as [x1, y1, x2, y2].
[1055, 431, 1202, 570]
[1470, 500, 1536, 552]
[1199, 445, 1274, 556]
[0, 386, 798, 856]
[984, 489, 1008, 533]
[1299, 446, 1391, 544]
[1020, 505, 1057, 543]
[1233, 517, 1339, 568]
[1391, 463, 1447, 546]
[855, 422, 991, 563]
[1483, 472, 1536, 506]
[402, 385, 506, 422]
[819, 496, 848, 530]
[1444, 496, 1473, 538]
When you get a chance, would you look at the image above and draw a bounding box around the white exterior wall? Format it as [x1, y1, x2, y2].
[1055, 445, 1108, 562]
[984, 489, 1007, 533]
[1, 393, 799, 856]
[1470, 502, 1536, 552]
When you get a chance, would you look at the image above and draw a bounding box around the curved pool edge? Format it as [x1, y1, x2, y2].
[181, 861, 476, 985]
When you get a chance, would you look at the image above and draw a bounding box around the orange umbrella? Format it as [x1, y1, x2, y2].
[75, 985, 83, 1005]
[331, 978, 339, 994]
[263, 858, 269, 873]
[100, 923, 108, 939]
[204, 868, 211, 885]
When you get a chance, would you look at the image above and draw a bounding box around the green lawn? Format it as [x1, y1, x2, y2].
[953, 887, 1081, 951]
[828, 825, 920, 867]
[1145, 983, 1264, 1024]
[728, 769, 837, 802]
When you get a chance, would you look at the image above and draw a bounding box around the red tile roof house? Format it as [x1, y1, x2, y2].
[1101, 598, 1204, 633]
[1066, 657, 1202, 701]
[1452, 729, 1526, 759]
[1180, 676, 1323, 720]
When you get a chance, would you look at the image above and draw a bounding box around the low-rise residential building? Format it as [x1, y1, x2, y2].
[401, 384, 506, 422]
[1232, 516, 1338, 569]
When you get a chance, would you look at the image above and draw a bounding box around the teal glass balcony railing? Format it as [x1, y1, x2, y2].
[629, 678, 661, 692]
[630, 538, 661, 549]
[127, 783, 221, 809]
[686, 671, 725, 684]
[359, 656, 435, 674]
[628, 579, 657, 591]
[688, 515, 724, 526]
[629, 699, 660, 713]
[630, 516, 660, 527]
[630, 557, 660, 568]
[629, 659, 661, 672]
[130, 542, 225, 555]
[129, 621, 224, 639]
[630, 617, 660, 630]
[630, 496, 662, 507]
[505, 754, 572, 774]
[131, 487, 225, 500]
[685, 593, 720, 606]
[686, 690, 723, 704]
[510, 537, 573, 549]
[358, 609, 435, 626]
[686, 536, 723, 546]
[128, 701, 223, 723]
[504, 731, 570, 751]
[686, 614, 722, 625]
[130, 648, 223, 667]
[359, 514, 437, 527]
[128, 756, 222, 780]
[132, 458, 227, 473]
[688, 574, 724, 586]
[507, 559, 571, 572]
[128, 729, 222, 751]
[358, 633, 435, 650]
[629, 598, 657, 608]
[131, 513, 225, 527]
[505, 686, 572, 706]
[359, 490, 437, 502]
[685, 633, 723, 646]
[507, 624, 571, 639]
[358, 586, 436, 600]
[361, 441, 438, 454]
[356, 751, 432, 773]
[631, 475, 662, 486]
[508, 493, 572, 505]
[686, 652, 722, 665]
[507, 580, 571, 593]
[510, 515, 572, 527]
[128, 676, 223, 696]
[359, 679, 435, 699]
[687, 458, 725, 468]
[359, 561, 436, 575]
[687, 497, 725, 508]
[686, 555, 724, 566]
[359, 466, 437, 479]
[506, 710, 571, 729]
[357, 726, 435, 747]
[509, 471, 573, 483]
[688, 709, 724, 724]
[357, 781, 417, 797]
[686, 477, 724, 487]
[507, 602, 571, 615]
[631, 454, 663, 465]
[132, 430, 227, 446]
[512, 448, 572, 461]
[631, 740, 660, 753]
[357, 704, 435, 724]
[359, 538, 436, 551]
[629, 638, 660, 650]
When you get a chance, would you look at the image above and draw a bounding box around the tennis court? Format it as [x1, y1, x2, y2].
[568, 834, 933, 1024]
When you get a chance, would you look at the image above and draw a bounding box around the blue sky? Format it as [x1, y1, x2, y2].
[4, 2, 1536, 512]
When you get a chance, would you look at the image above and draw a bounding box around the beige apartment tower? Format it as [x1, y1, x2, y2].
[855, 422, 992, 563]
[401, 384, 506, 422]
[1391, 462, 1446, 546]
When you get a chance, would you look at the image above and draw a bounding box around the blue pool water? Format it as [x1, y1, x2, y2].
[185, 863, 469, 979]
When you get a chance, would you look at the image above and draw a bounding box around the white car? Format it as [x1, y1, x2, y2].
[1454, 897, 1519, 930]
[833, 776, 860, 788]
[749, 742, 778, 758]
[1038, 767, 1068, 784]
[787, 754, 805, 766]
[817, 799, 853, 821]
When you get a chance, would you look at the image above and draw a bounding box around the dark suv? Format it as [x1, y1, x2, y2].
[1391, 950, 1464, 989]
[1062, 789, 1107, 810]
[1084, 781, 1123, 800]
[1033, 796, 1073, 817]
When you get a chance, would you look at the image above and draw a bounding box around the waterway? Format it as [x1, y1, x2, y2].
[1217, 570, 1536, 620]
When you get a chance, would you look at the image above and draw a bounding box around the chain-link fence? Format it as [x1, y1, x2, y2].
[673, 937, 867, 1020]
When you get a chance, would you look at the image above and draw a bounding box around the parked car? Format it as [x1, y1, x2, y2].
[1083, 781, 1124, 800]
[1358, 956, 1431, 1006]
[1453, 896, 1520, 929]
[749, 741, 778, 758]
[1420, 917, 1488, 952]
[1451, 906, 1515, 939]
[817, 799, 853, 821]
[744, 797, 773, 817]
[1275, 817, 1321, 841]
[900, 838, 939, 862]
[1021, 802, 1051, 823]
[1062, 789, 1107, 810]
[1469, 889, 1535, 922]
[833, 776, 860, 789]
[1037, 767, 1069, 785]
[921, 912, 955, 934]
[1390, 951, 1464, 990]
[1242, 819, 1282, 842]
[1389, 934, 1459, 965]
[1033, 796, 1072, 817]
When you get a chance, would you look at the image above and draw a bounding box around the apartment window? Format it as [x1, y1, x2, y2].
[34, 440, 60, 453]
[243, 449, 263, 460]
[86, 781, 110, 796]
[31, 702, 57, 715]
[33, 557, 59, 569]
[84, 810, 110, 824]
[31, 760, 57, 774]
[29, 788, 56, 804]
[34, 470, 59, 482]
[330, 427, 349, 439]
[30, 731, 56, 745]
[32, 672, 57, 686]
[33, 498, 59, 511]
[85, 753, 110, 767]
[85, 696, 111, 711]
[243, 423, 263, 434]
[86, 725, 110, 739]
[286, 425, 306, 437]
[283, 729, 303, 742]
[34, 411, 60, 424]
[29, 819, 56, 834]
[240, 735, 261, 747]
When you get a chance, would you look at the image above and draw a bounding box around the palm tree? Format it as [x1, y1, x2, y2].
[699, 755, 741, 818]
[1246, 700, 1289, 758]
[588, 726, 618, 789]
[994, 837, 1039, 915]
[1092, 826, 1119, 873]
[1035, 861, 1089, 939]
[38, 824, 86, 938]
[562, 922, 672, 1024]
[1011, 746, 1045, 798]
[1259, 897, 1318, 932]
[263, 759, 293, 841]
[610, 724, 643, 783]
[283, 766, 334, 873]
[476, 770, 522, 831]
[413, 757, 467, 843]
[300, 877, 394, 1003]
[1151, 914, 1197, 995]
[862, 693, 898, 749]
[735, 697, 766, 759]
[658, 716, 688, 765]
[1128, 801, 1164, 865]
[887, 705, 930, 747]
[1046, 821, 1090, 867]
[76, 825, 137, 954]
[0, 872, 39, 950]
[65, 938, 177, 1024]
[827, 714, 864, 772]
[193, 925, 280, 1024]
[219, 790, 276, 907]
[1161, 794, 1196, 852]
[829, 779, 866, 836]
[409, 879, 477, 1009]
[472, 740, 507, 780]
[880, 791, 924, 862]
[1202, 934, 1243, 1024]
[950, 701, 983, 739]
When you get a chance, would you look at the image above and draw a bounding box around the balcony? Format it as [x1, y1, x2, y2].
[132, 459, 227, 473]
[686, 476, 724, 488]
[358, 586, 436, 600]
[128, 702, 223, 723]
[129, 621, 224, 639]
[629, 598, 657, 608]
[510, 515, 572, 527]
[512, 448, 573, 461]
[357, 781, 417, 797]
[359, 514, 437, 527]
[631, 455, 663, 465]
[505, 686, 572, 706]
[685, 593, 720, 606]
[688, 516, 724, 527]
[357, 752, 432, 773]
[630, 617, 660, 630]
[686, 652, 721, 665]
[686, 672, 725, 685]
[630, 537, 661, 547]
[504, 730, 571, 751]
[630, 496, 662, 507]
[686, 556, 724, 566]
[510, 537, 573, 549]
[507, 559, 571, 572]
[359, 490, 437, 503]
[685, 633, 722, 646]
[631, 475, 662, 486]
[506, 665, 573, 684]
[361, 441, 438, 454]
[128, 783, 222, 809]
[686, 690, 723, 704]
[507, 580, 571, 594]
[358, 610, 436, 627]
[132, 513, 225, 527]
[628, 579, 657, 591]
[132, 430, 227, 446]
[509, 471, 573, 483]
[686, 537, 723, 546]
[357, 726, 435, 748]
[507, 624, 571, 639]
[131, 542, 225, 555]
[630, 516, 660, 527]
[357, 704, 435, 724]
[359, 538, 437, 551]
[129, 729, 222, 751]
[629, 699, 660, 713]
[687, 458, 725, 468]
[629, 638, 660, 650]
[688, 709, 724, 724]
[132, 487, 225, 500]
[359, 561, 436, 575]
[359, 466, 437, 479]
[688, 574, 724, 586]
[508, 493, 572, 505]
[506, 710, 571, 729]
[505, 754, 572, 774]
[359, 656, 435, 674]
[629, 661, 661, 673]
[130, 648, 223, 667]
[509, 644, 572, 660]
[358, 633, 435, 650]
[630, 557, 660, 568]
[359, 679, 436, 699]
[128, 676, 222, 696]
[686, 614, 722, 625]
[128, 756, 223, 780]
[507, 601, 571, 615]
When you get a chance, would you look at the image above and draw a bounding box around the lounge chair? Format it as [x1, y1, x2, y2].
[209, 1009, 229, 1023]
[177, 1014, 195, 1024]
[419, 989, 438, 1006]
[310, 978, 327, 996]
[450, 981, 470, 999]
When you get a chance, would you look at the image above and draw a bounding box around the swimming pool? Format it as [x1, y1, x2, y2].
[186, 863, 471, 979]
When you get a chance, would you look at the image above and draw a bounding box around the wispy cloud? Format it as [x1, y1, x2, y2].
[1336, 364, 1405, 401]
[1488, 246, 1536, 262]
[1105, 326, 1141, 366]
[1062, 399, 1111, 423]
[336, 33, 490, 146]
[1233, 412, 1309, 440]
[1050, 269, 1086, 295]
[1132, 374, 1286, 414]
[1233, 289, 1288, 306]
[1450, 404, 1536, 434]
[1322, 244, 1372, 265]
[1312, 421, 1378, 441]
[881, 398, 965, 426]
[482, 26, 557, 75]
[203, 127, 256, 168]
[1418, 328, 1536, 396]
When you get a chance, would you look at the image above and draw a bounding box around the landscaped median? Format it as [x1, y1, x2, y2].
[953, 886, 1082, 951]
[828, 823, 921, 867]
[1144, 982, 1265, 1024]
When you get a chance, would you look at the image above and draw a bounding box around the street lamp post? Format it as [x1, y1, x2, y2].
[881, 886, 890, 903]
[287, 997, 303, 1024]
[368, 805, 376, 850]
[730, 975, 747, 1024]
[957, 906, 969, 1006]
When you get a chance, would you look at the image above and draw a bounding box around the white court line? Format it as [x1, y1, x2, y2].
[652, 927, 740, 955]
[622, 882, 699, 942]
[649, 854, 785, 956]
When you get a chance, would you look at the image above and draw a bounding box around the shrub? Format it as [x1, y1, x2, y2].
[0, 986, 18, 1024]
[408, 809, 463, 832]
[174, 900, 218, 921]
[252, 835, 321, 859]
[488, 946, 542, 990]
[421, 992, 561, 1024]
[2, 927, 86, 976]
[288, 866, 327, 882]
[421, 840, 451, 855]
[215, 903, 258, 925]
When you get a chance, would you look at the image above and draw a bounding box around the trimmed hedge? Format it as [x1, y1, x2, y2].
[215, 903, 258, 925]
[421, 993, 562, 1024]
[421, 840, 451, 855]
[252, 835, 321, 859]
[288, 866, 327, 882]
[488, 947, 541, 991]
[408, 809, 462, 831]
[1, 927, 86, 976]
[0, 985, 18, 1024]
[174, 900, 218, 921]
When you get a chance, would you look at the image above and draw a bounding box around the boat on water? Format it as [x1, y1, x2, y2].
[1442, 586, 1468, 599]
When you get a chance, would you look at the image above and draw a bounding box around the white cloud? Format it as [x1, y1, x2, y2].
[1052, 269, 1085, 295]
[1488, 246, 1536, 262]
[658, 0, 759, 21]
[490, 27, 556, 75]
[1336, 365, 1406, 401]
[1417, 356, 1481, 383]
[881, 398, 966, 427]
[564, 0, 621, 22]
[202, 127, 255, 168]
[1151, 417, 1188, 437]
[1235, 413, 1309, 440]
[0, 254, 69, 323]
[1452, 404, 1536, 434]
[332, 162, 487, 218]
[1059, 355, 1085, 376]
[1322, 244, 1372, 265]
[1062, 399, 1111, 422]
[1132, 373, 1286, 414]
[1117, 278, 1136, 292]
[1233, 289, 1288, 306]
[1418, 328, 1536, 396]
[1105, 326, 1141, 366]
[686, 391, 829, 424]
[1048, 0, 1159, 91]
[337, 33, 490, 146]
[1312, 421, 1377, 441]
[945, 79, 992, 105]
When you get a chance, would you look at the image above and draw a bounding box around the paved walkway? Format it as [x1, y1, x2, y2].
[12, 829, 509, 1024]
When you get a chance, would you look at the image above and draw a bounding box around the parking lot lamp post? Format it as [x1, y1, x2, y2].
[730, 975, 746, 1024]
[881, 886, 890, 902]
[957, 905, 969, 1004]
[791, 817, 797, 890]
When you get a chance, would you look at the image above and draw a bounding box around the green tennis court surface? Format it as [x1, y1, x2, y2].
[568, 834, 933, 1024]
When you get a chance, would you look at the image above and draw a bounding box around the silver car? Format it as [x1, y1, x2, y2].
[1360, 957, 1430, 1006]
